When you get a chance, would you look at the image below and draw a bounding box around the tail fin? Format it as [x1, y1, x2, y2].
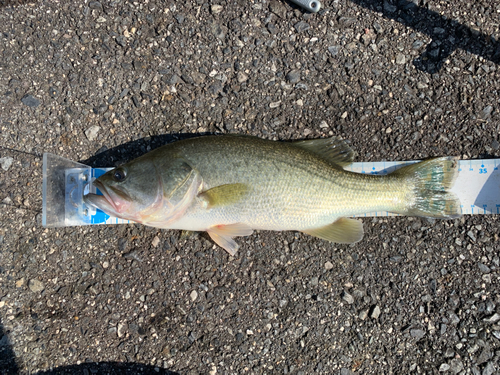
[393, 157, 461, 218]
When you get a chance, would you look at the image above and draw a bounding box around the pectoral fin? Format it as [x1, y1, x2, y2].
[292, 137, 356, 167]
[207, 223, 253, 256]
[302, 218, 364, 244]
[199, 183, 249, 209]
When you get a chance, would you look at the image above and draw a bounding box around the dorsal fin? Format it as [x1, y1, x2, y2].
[292, 137, 356, 167]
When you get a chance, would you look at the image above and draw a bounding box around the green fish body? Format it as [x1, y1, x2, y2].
[84, 135, 460, 255]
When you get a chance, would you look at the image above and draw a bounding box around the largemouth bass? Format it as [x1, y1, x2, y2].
[84, 135, 460, 255]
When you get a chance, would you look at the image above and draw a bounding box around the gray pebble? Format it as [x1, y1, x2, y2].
[439, 363, 450, 372]
[28, 279, 45, 293]
[286, 70, 301, 83]
[342, 291, 354, 304]
[483, 313, 500, 323]
[478, 262, 490, 273]
[482, 361, 496, 375]
[328, 45, 340, 56]
[21, 95, 40, 107]
[491, 140, 500, 150]
[0, 157, 14, 171]
[449, 359, 463, 374]
[481, 105, 493, 118]
[371, 305, 381, 319]
[85, 125, 100, 141]
[294, 21, 310, 33]
[410, 329, 425, 340]
[396, 54, 406, 64]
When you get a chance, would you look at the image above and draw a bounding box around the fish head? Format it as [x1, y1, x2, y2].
[84, 154, 200, 225]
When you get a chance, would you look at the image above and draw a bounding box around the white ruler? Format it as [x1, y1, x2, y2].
[348, 159, 500, 217]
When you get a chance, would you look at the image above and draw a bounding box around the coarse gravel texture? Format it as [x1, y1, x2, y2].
[1, 0, 500, 374]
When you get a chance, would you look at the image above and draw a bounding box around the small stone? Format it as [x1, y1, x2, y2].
[286, 70, 301, 83]
[319, 121, 329, 128]
[328, 45, 340, 56]
[324, 261, 334, 270]
[482, 361, 496, 375]
[102, 261, 109, 269]
[396, 54, 406, 64]
[483, 313, 500, 323]
[359, 309, 369, 320]
[152, 236, 160, 248]
[117, 323, 127, 338]
[417, 82, 428, 89]
[491, 140, 499, 150]
[342, 292, 354, 304]
[269, 101, 281, 108]
[439, 363, 450, 372]
[107, 326, 117, 334]
[28, 279, 45, 293]
[16, 278, 24, 288]
[478, 263, 490, 273]
[190, 290, 198, 302]
[211, 5, 223, 14]
[449, 359, 463, 374]
[370, 305, 381, 319]
[237, 72, 248, 83]
[0, 157, 14, 171]
[21, 95, 41, 107]
[85, 125, 100, 141]
[410, 329, 425, 340]
[481, 105, 493, 119]
[269, 0, 287, 18]
[294, 21, 310, 33]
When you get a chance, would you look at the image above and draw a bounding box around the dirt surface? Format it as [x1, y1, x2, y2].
[1, 0, 500, 374]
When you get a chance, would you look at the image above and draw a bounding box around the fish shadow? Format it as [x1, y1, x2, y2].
[474, 167, 500, 214]
[81, 132, 216, 168]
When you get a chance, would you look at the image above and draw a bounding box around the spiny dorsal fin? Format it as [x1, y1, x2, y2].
[199, 183, 250, 209]
[302, 217, 364, 244]
[292, 137, 356, 167]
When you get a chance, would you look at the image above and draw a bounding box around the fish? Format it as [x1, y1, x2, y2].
[83, 135, 461, 255]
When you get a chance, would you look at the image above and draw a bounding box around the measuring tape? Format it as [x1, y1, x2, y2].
[347, 159, 500, 217]
[41, 154, 500, 227]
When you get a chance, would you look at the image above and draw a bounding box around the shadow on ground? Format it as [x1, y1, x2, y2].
[348, 0, 500, 73]
[0, 317, 19, 375]
[81, 133, 214, 168]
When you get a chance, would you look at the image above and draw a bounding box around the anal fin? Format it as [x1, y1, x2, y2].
[302, 217, 364, 244]
[207, 223, 253, 256]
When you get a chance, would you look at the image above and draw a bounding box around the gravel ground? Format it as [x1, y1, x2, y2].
[1, 0, 500, 374]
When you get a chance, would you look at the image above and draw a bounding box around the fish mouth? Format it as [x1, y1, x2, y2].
[83, 180, 131, 217]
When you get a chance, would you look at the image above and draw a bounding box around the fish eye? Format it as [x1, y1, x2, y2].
[113, 168, 127, 182]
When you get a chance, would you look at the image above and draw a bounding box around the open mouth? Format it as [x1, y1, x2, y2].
[83, 180, 127, 216]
